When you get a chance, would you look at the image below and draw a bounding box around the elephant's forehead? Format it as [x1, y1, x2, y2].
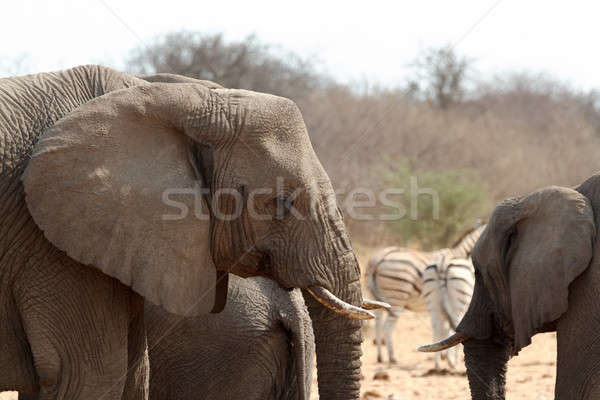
[223, 93, 328, 189]
[234, 130, 321, 185]
[231, 90, 306, 133]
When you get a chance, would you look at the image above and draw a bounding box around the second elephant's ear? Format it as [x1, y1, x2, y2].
[487, 187, 595, 352]
[22, 83, 231, 316]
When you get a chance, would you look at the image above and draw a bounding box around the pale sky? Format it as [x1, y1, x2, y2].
[2, 0, 599, 89]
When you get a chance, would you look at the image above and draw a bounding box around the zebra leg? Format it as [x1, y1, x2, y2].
[440, 317, 449, 361]
[428, 308, 448, 370]
[374, 309, 384, 363]
[384, 310, 400, 364]
[435, 319, 445, 370]
[447, 343, 459, 370]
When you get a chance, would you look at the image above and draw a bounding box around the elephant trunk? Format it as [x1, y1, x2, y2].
[463, 339, 510, 400]
[302, 255, 364, 400]
[419, 276, 510, 400]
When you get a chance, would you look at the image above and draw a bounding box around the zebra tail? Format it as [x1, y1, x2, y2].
[367, 263, 400, 318]
[441, 286, 458, 331]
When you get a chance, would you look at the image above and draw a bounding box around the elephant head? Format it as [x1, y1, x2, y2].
[22, 82, 377, 398]
[419, 180, 599, 399]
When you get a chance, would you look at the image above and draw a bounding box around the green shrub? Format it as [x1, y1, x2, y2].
[380, 158, 492, 250]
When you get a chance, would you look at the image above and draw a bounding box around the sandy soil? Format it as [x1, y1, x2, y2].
[308, 310, 556, 399]
[0, 310, 555, 400]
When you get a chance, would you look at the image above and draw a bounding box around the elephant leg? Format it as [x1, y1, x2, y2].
[16, 253, 138, 399]
[384, 311, 399, 364]
[374, 309, 384, 363]
[0, 291, 37, 396]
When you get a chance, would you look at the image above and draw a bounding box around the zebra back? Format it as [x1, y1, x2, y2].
[368, 247, 430, 312]
[424, 255, 475, 330]
[367, 224, 483, 314]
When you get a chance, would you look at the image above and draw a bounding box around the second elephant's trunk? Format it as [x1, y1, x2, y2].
[463, 338, 510, 400]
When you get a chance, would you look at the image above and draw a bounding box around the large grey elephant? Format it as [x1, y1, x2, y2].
[419, 173, 600, 399]
[0, 65, 379, 399]
[146, 275, 314, 400]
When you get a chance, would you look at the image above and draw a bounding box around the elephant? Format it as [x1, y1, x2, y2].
[419, 173, 600, 399]
[0, 65, 383, 399]
[145, 275, 314, 400]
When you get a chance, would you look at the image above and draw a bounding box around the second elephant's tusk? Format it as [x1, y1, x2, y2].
[417, 332, 470, 352]
[362, 299, 391, 310]
[307, 286, 376, 320]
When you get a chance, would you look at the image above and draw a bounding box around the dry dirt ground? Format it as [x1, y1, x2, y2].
[308, 310, 556, 400]
[0, 311, 556, 400]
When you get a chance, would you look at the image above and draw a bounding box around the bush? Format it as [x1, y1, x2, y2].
[379, 159, 492, 250]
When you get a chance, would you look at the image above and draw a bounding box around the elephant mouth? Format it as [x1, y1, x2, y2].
[266, 257, 389, 320]
[243, 248, 390, 320]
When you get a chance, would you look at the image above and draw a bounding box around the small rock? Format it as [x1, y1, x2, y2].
[372, 369, 390, 381]
[516, 376, 532, 383]
[362, 389, 383, 399]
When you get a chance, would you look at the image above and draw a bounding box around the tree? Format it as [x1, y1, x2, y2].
[125, 31, 325, 102]
[408, 45, 471, 109]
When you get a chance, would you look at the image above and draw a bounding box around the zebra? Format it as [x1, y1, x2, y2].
[367, 223, 484, 364]
[423, 255, 475, 369]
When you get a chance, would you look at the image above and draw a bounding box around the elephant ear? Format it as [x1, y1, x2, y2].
[22, 83, 230, 316]
[491, 187, 595, 352]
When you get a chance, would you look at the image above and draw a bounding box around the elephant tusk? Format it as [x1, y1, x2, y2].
[307, 286, 376, 320]
[417, 332, 470, 352]
[362, 299, 391, 310]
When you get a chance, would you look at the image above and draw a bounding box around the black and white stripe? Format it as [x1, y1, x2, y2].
[368, 224, 484, 364]
[423, 255, 475, 369]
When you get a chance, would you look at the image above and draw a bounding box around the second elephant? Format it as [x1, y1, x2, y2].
[146, 276, 314, 400]
[421, 173, 600, 399]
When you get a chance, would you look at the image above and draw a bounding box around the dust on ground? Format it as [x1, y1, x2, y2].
[309, 309, 556, 399]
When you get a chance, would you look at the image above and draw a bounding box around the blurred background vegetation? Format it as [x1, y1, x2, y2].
[379, 159, 491, 250]
[4, 31, 599, 249]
